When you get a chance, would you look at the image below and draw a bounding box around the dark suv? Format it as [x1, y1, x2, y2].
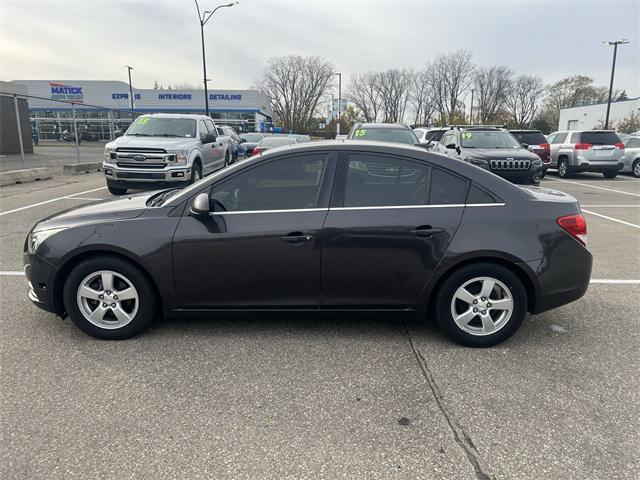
[509, 129, 550, 177]
[347, 123, 418, 145]
[433, 126, 543, 185]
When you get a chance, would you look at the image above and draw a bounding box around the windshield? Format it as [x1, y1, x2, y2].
[126, 117, 196, 138]
[351, 127, 418, 145]
[259, 137, 296, 147]
[241, 134, 263, 142]
[511, 131, 547, 145]
[425, 130, 446, 142]
[460, 130, 521, 149]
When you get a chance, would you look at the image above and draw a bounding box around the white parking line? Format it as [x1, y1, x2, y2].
[582, 209, 640, 229]
[67, 197, 104, 201]
[581, 205, 640, 207]
[546, 178, 640, 197]
[1, 270, 639, 286]
[0, 187, 107, 217]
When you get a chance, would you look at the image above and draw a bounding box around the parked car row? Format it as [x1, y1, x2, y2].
[240, 132, 311, 156]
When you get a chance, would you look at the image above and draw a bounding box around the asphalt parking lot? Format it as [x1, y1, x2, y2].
[1, 171, 638, 480]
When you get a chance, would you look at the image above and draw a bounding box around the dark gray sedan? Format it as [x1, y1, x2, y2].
[24, 141, 591, 347]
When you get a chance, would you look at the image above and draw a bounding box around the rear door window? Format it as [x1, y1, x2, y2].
[580, 132, 622, 145]
[552, 132, 567, 144]
[569, 132, 580, 144]
[467, 185, 497, 204]
[429, 168, 468, 205]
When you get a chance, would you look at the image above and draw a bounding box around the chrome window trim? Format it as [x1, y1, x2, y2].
[209, 203, 506, 215]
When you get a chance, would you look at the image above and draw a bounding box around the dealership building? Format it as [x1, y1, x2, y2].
[558, 97, 639, 131]
[9, 80, 274, 140]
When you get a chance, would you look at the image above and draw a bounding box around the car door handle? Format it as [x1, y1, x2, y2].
[281, 231, 313, 244]
[410, 226, 444, 238]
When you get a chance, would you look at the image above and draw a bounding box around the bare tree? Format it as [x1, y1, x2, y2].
[376, 69, 415, 122]
[409, 67, 436, 126]
[347, 73, 381, 122]
[428, 49, 474, 125]
[254, 55, 335, 132]
[473, 66, 513, 124]
[504, 75, 545, 127]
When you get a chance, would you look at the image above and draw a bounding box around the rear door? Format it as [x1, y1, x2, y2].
[549, 132, 567, 166]
[204, 119, 225, 172]
[321, 152, 467, 307]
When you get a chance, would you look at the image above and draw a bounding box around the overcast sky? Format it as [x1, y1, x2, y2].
[1, 0, 638, 96]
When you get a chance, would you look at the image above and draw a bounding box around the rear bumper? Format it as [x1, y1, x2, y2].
[523, 246, 593, 314]
[570, 162, 623, 173]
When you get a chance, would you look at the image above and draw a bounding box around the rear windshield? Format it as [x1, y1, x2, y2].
[580, 131, 621, 145]
[511, 131, 547, 145]
[241, 134, 263, 142]
[460, 130, 521, 149]
[258, 137, 296, 147]
[351, 127, 418, 145]
[425, 130, 445, 142]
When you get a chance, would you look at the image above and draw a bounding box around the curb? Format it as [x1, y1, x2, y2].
[0, 168, 53, 187]
[63, 162, 103, 175]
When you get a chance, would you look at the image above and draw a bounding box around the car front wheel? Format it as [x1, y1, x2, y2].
[63, 256, 157, 339]
[435, 263, 527, 347]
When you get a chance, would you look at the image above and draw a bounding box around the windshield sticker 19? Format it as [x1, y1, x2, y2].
[137, 117, 150, 126]
[355, 129, 367, 137]
[461, 132, 473, 139]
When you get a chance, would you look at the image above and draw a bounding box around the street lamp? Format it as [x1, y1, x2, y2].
[195, 1, 239, 116]
[603, 39, 629, 129]
[470, 88, 475, 125]
[125, 65, 135, 121]
[335, 72, 342, 136]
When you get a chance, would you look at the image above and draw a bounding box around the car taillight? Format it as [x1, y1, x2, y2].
[557, 214, 587, 246]
[253, 147, 264, 154]
[574, 143, 592, 150]
[539, 143, 550, 150]
[614, 143, 625, 149]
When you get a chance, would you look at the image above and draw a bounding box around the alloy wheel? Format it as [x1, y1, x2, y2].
[634, 161, 640, 178]
[450, 276, 514, 336]
[558, 161, 567, 177]
[76, 270, 139, 329]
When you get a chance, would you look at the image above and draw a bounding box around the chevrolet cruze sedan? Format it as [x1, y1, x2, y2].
[24, 141, 592, 347]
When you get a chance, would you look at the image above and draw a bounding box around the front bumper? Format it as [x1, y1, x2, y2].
[103, 164, 191, 183]
[23, 252, 61, 315]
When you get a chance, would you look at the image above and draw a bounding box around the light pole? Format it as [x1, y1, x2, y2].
[603, 39, 629, 129]
[125, 65, 135, 122]
[195, 1, 239, 116]
[469, 88, 475, 125]
[335, 72, 342, 136]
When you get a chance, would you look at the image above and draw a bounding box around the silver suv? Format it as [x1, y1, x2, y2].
[548, 130, 624, 178]
[103, 114, 232, 195]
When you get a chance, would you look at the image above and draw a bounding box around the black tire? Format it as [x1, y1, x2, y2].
[435, 262, 528, 348]
[62, 255, 157, 340]
[602, 170, 617, 179]
[190, 162, 202, 184]
[633, 159, 640, 178]
[224, 150, 231, 167]
[527, 171, 542, 185]
[108, 185, 127, 195]
[557, 158, 571, 178]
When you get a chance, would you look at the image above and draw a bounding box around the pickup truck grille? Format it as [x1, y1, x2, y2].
[490, 159, 531, 171]
[113, 147, 172, 168]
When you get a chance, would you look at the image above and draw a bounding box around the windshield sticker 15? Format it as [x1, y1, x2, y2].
[354, 129, 367, 137]
[461, 132, 473, 140]
[137, 117, 150, 126]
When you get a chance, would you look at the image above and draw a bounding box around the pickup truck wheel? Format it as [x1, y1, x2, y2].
[633, 159, 640, 178]
[224, 151, 231, 167]
[557, 158, 571, 178]
[602, 170, 618, 179]
[190, 163, 202, 184]
[108, 185, 127, 195]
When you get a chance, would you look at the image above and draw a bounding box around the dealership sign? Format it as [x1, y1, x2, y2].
[49, 82, 84, 102]
[209, 93, 242, 100]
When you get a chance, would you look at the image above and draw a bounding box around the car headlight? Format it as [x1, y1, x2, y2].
[27, 228, 66, 255]
[170, 150, 189, 165]
[104, 146, 116, 163]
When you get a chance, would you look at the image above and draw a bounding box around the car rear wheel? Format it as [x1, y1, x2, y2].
[557, 159, 570, 178]
[63, 256, 156, 340]
[224, 151, 231, 167]
[602, 170, 618, 179]
[633, 160, 640, 178]
[435, 263, 527, 347]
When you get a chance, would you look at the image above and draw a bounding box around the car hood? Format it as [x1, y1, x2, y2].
[111, 135, 194, 150]
[33, 191, 159, 232]
[463, 148, 539, 160]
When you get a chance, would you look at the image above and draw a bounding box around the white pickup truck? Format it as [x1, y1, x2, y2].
[102, 113, 233, 195]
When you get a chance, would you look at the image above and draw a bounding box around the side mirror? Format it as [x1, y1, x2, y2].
[203, 133, 217, 144]
[189, 193, 210, 218]
[239, 138, 247, 143]
[446, 143, 457, 149]
[521, 143, 529, 150]
[114, 130, 123, 138]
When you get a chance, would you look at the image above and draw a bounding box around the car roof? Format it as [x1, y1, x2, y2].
[508, 129, 542, 133]
[142, 113, 210, 120]
[356, 123, 411, 130]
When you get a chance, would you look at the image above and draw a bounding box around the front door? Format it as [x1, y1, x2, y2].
[172, 151, 337, 308]
[321, 152, 466, 307]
